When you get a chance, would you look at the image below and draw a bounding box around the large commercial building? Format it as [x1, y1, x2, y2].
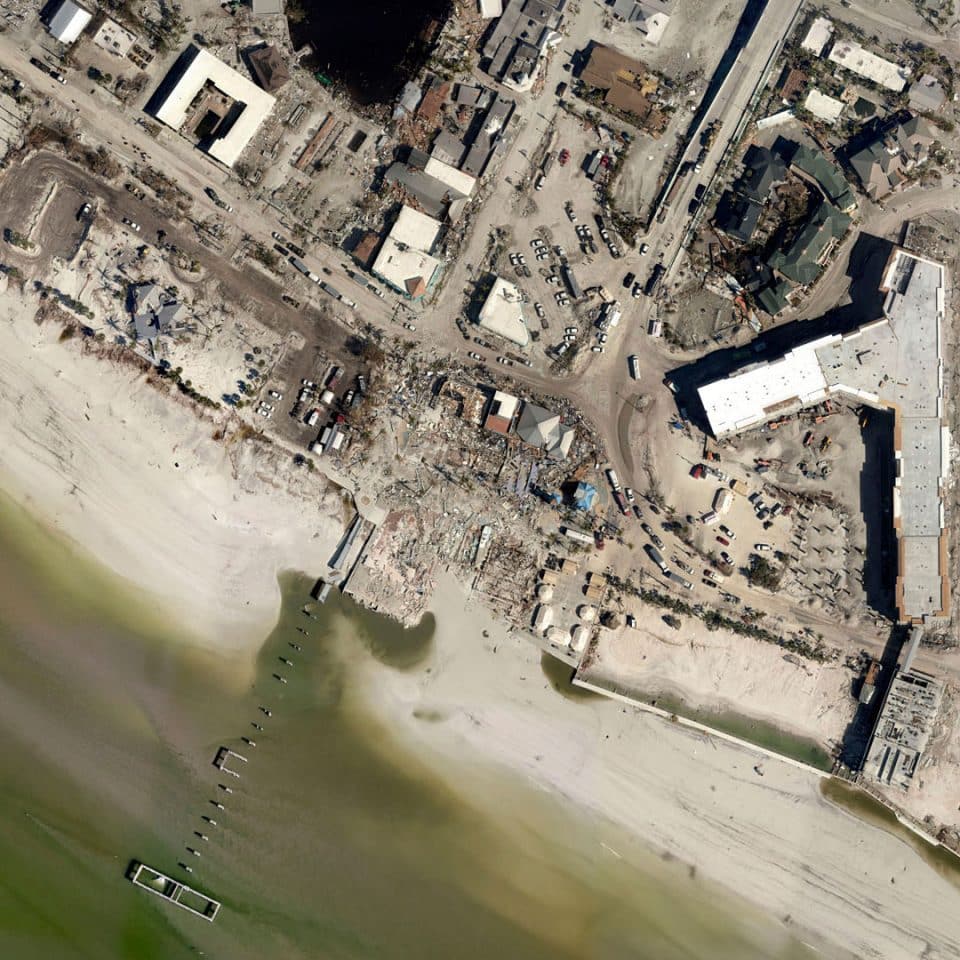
[698, 249, 949, 624]
[478, 276, 529, 346]
[44, 0, 92, 44]
[146, 45, 276, 168]
[371, 206, 443, 299]
[863, 667, 943, 791]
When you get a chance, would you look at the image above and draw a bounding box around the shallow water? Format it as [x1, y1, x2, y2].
[0, 495, 824, 959]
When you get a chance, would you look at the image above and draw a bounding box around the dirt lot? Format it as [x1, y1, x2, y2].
[601, 0, 749, 220]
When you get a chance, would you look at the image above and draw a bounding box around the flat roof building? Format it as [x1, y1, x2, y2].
[92, 17, 136, 58]
[147, 45, 276, 168]
[828, 40, 910, 92]
[484, 390, 520, 434]
[698, 249, 949, 623]
[804, 88, 844, 124]
[371, 206, 443, 299]
[45, 0, 92, 44]
[800, 15, 833, 57]
[863, 668, 943, 791]
[478, 276, 529, 346]
[909, 74, 946, 113]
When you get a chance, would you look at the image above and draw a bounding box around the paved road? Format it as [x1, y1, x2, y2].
[0, 150, 352, 350]
[0, 38, 397, 328]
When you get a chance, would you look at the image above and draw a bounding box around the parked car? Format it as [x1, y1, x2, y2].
[622, 272, 635, 288]
[639, 242, 650, 255]
[716, 535, 730, 546]
[690, 464, 705, 479]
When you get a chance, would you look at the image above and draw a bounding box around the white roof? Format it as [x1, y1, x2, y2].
[251, 0, 284, 13]
[634, 3, 671, 44]
[371, 206, 443, 298]
[389, 205, 442, 251]
[150, 46, 276, 168]
[47, 0, 92, 44]
[804, 88, 844, 124]
[828, 40, 910, 92]
[491, 390, 520, 420]
[800, 15, 833, 56]
[478, 277, 529, 346]
[92, 18, 136, 57]
[697, 338, 834, 437]
[699, 249, 948, 623]
[423, 156, 476, 198]
[478, 0, 503, 17]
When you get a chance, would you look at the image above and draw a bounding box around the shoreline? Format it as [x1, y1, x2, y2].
[4, 276, 960, 956]
[0, 292, 344, 664]
[351, 570, 960, 960]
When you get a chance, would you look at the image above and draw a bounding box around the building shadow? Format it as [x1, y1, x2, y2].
[665, 233, 896, 434]
[859, 408, 898, 619]
[836, 624, 909, 769]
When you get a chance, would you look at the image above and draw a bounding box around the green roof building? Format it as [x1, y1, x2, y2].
[775, 138, 857, 213]
[768, 202, 851, 285]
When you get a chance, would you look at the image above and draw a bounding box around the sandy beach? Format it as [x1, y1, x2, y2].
[581, 614, 856, 750]
[0, 289, 344, 660]
[3, 286, 960, 958]
[359, 573, 960, 960]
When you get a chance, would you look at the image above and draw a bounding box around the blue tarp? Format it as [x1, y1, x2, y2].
[573, 482, 597, 511]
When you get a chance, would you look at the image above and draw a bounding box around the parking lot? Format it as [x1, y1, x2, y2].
[480, 109, 655, 372]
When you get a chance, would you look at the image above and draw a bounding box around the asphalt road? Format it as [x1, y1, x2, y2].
[0, 38, 397, 328]
[0, 151, 354, 351]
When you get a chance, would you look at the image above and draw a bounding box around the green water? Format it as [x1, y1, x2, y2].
[0, 495, 824, 959]
[587, 685, 832, 771]
[821, 779, 960, 889]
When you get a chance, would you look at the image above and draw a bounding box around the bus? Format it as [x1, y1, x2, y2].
[628, 355, 640, 380]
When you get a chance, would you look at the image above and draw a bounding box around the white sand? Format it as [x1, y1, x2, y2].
[4, 280, 960, 957]
[582, 615, 856, 748]
[0, 290, 344, 657]
[360, 573, 960, 960]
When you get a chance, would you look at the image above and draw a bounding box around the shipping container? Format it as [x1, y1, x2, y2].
[644, 543, 668, 572]
[713, 488, 733, 515]
[562, 265, 583, 300]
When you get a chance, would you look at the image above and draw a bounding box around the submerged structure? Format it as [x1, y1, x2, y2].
[128, 862, 221, 920]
